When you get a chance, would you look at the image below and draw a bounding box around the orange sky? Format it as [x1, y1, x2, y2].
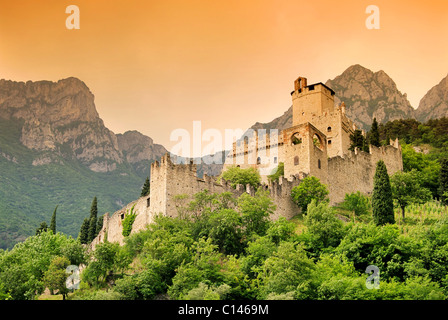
[1, 0, 448, 155]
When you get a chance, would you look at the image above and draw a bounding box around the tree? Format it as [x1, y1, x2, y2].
[369, 118, 381, 147]
[49, 205, 58, 234]
[291, 176, 329, 213]
[207, 208, 243, 255]
[439, 158, 448, 205]
[78, 218, 90, 244]
[390, 170, 432, 219]
[220, 166, 261, 189]
[36, 221, 48, 235]
[238, 189, 276, 236]
[372, 160, 395, 225]
[305, 200, 346, 251]
[88, 197, 98, 242]
[342, 191, 371, 217]
[349, 129, 369, 152]
[43, 256, 70, 300]
[141, 176, 150, 197]
[267, 162, 284, 182]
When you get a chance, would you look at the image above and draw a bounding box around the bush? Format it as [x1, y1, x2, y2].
[291, 177, 329, 213]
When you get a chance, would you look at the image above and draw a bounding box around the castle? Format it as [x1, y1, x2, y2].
[92, 76, 403, 247]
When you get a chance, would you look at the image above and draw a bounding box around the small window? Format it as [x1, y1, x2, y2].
[328, 140, 332, 145]
[294, 156, 299, 166]
[274, 157, 278, 164]
[257, 157, 261, 165]
[120, 213, 125, 220]
[318, 159, 321, 169]
[147, 198, 150, 207]
[327, 127, 332, 132]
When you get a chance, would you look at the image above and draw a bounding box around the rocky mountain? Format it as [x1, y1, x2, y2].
[415, 74, 448, 122]
[0, 77, 169, 249]
[0, 77, 123, 172]
[325, 64, 416, 129]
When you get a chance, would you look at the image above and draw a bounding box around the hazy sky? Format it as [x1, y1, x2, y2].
[1, 0, 448, 155]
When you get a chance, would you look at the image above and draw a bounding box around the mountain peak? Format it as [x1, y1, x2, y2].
[325, 65, 414, 128]
[415, 73, 448, 122]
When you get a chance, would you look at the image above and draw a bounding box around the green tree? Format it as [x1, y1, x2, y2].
[220, 166, 261, 189]
[439, 158, 448, 205]
[349, 129, 369, 152]
[369, 117, 381, 147]
[341, 191, 371, 217]
[36, 221, 48, 235]
[238, 189, 276, 237]
[78, 218, 90, 244]
[304, 200, 345, 251]
[372, 160, 395, 225]
[267, 162, 284, 182]
[390, 170, 432, 219]
[141, 176, 150, 197]
[207, 208, 243, 255]
[49, 205, 58, 234]
[43, 256, 70, 300]
[88, 197, 98, 242]
[81, 241, 119, 287]
[291, 176, 329, 213]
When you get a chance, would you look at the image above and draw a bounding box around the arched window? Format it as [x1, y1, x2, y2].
[327, 126, 332, 132]
[294, 156, 299, 166]
[257, 157, 261, 165]
[313, 134, 323, 150]
[291, 133, 302, 145]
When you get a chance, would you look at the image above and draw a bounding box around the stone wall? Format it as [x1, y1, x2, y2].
[327, 140, 403, 205]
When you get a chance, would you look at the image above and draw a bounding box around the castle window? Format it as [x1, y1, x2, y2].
[328, 140, 332, 146]
[308, 84, 315, 91]
[313, 134, 323, 150]
[257, 157, 261, 165]
[291, 133, 302, 145]
[294, 156, 299, 166]
[120, 213, 125, 220]
[274, 157, 278, 164]
[147, 198, 150, 207]
[327, 127, 332, 132]
[318, 159, 321, 169]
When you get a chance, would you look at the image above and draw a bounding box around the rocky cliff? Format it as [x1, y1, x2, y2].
[415, 74, 448, 122]
[325, 64, 416, 129]
[0, 77, 123, 172]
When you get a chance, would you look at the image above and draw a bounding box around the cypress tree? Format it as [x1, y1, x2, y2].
[141, 176, 150, 197]
[372, 160, 395, 225]
[88, 216, 97, 242]
[78, 218, 90, 244]
[440, 158, 448, 205]
[349, 129, 369, 152]
[49, 205, 58, 234]
[370, 118, 381, 147]
[87, 196, 98, 242]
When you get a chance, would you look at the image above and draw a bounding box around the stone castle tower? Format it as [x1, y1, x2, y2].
[223, 76, 403, 198]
